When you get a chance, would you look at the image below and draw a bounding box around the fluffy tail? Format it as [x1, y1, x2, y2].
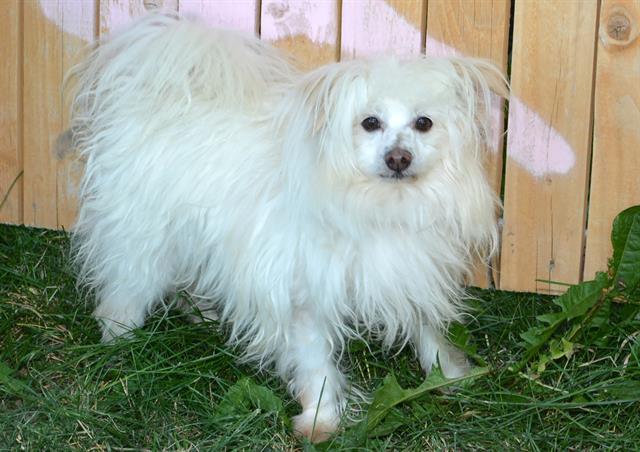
[67, 12, 294, 159]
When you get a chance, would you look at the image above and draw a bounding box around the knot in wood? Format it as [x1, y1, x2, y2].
[143, 0, 162, 10]
[267, 2, 290, 19]
[607, 13, 631, 41]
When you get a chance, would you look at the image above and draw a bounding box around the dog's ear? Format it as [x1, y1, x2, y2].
[451, 58, 509, 139]
[297, 62, 367, 134]
[451, 57, 509, 100]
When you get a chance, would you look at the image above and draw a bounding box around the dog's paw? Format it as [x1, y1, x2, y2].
[293, 408, 339, 443]
[439, 345, 471, 380]
[98, 318, 136, 343]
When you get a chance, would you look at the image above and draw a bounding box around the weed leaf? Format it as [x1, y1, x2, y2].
[367, 409, 405, 437]
[515, 273, 609, 372]
[513, 204, 640, 375]
[552, 273, 609, 319]
[611, 206, 640, 291]
[365, 366, 489, 434]
[521, 325, 557, 346]
[217, 377, 287, 420]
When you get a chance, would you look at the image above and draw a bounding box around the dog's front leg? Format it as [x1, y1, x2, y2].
[414, 324, 470, 379]
[279, 309, 344, 443]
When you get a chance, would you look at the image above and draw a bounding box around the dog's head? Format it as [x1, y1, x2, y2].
[283, 56, 507, 231]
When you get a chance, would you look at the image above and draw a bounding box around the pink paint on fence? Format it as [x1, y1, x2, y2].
[341, 0, 421, 58]
[39, 0, 95, 41]
[428, 33, 575, 177]
[38, 0, 574, 179]
[507, 99, 576, 178]
[425, 33, 457, 58]
[261, 1, 337, 44]
[179, 0, 258, 34]
[39, 0, 257, 38]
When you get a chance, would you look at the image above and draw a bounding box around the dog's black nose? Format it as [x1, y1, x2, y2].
[384, 148, 412, 172]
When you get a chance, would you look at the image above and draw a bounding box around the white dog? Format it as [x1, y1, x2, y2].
[69, 13, 506, 442]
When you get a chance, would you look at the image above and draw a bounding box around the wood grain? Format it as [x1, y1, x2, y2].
[584, 0, 640, 279]
[426, 0, 511, 288]
[500, 0, 599, 294]
[0, 0, 22, 224]
[23, 0, 63, 228]
[22, 1, 98, 229]
[260, 0, 339, 70]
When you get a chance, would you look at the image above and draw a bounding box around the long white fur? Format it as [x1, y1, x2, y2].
[69, 13, 506, 442]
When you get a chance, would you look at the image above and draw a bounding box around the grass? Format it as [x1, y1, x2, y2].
[1, 224, 639, 450]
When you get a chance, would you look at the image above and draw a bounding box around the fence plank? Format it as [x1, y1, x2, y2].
[500, 0, 598, 294]
[425, 0, 510, 288]
[23, 1, 97, 230]
[178, 0, 258, 33]
[23, 1, 66, 228]
[0, 0, 22, 224]
[584, 0, 640, 279]
[100, 0, 177, 35]
[23, 0, 56, 227]
[261, 0, 339, 69]
[341, 0, 426, 58]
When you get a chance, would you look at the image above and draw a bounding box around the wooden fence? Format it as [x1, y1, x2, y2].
[1, 0, 639, 294]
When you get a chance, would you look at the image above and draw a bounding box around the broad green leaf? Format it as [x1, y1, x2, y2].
[365, 366, 489, 433]
[520, 325, 557, 347]
[535, 354, 550, 374]
[589, 294, 611, 329]
[533, 337, 576, 376]
[367, 408, 405, 437]
[536, 312, 564, 325]
[549, 338, 574, 360]
[515, 274, 608, 372]
[217, 377, 286, 420]
[610, 205, 640, 273]
[611, 206, 640, 291]
[552, 273, 609, 320]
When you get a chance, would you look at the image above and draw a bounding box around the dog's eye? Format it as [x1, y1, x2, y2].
[415, 116, 433, 132]
[361, 116, 381, 132]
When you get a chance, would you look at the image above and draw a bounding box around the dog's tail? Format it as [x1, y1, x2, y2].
[67, 12, 293, 158]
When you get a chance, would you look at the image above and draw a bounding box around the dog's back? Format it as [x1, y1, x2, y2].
[68, 13, 294, 144]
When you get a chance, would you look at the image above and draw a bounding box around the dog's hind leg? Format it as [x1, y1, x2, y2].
[278, 309, 345, 443]
[414, 325, 470, 379]
[95, 290, 162, 342]
[93, 252, 173, 342]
